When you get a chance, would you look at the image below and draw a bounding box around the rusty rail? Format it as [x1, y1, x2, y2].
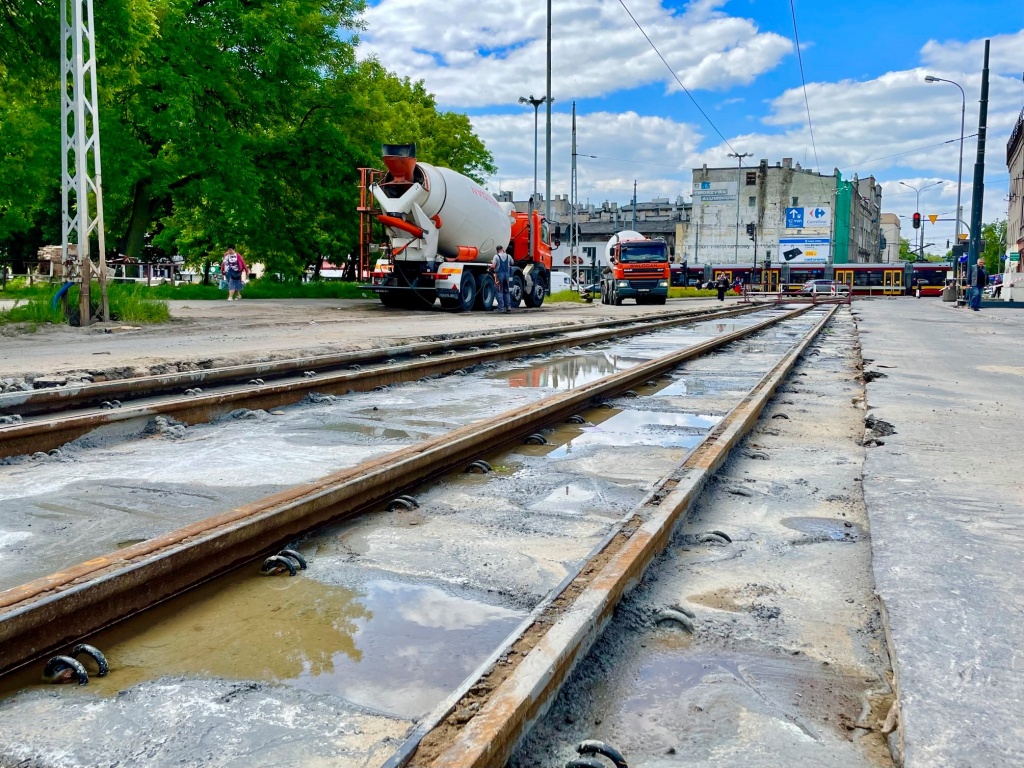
[387, 305, 839, 768]
[0, 303, 770, 459]
[0, 305, 812, 679]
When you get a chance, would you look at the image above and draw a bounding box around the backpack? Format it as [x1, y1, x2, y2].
[224, 253, 241, 279]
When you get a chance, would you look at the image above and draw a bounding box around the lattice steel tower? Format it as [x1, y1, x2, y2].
[61, 0, 109, 324]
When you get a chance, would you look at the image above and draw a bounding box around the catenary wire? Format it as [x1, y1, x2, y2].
[788, 0, 820, 173]
[615, 0, 739, 157]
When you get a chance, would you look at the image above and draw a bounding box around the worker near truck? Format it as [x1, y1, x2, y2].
[490, 245, 513, 313]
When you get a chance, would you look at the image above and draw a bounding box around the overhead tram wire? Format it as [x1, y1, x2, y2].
[616, 0, 740, 160]
[788, 0, 820, 173]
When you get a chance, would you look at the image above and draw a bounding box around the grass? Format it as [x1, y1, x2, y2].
[0, 282, 170, 326]
[0, 298, 65, 327]
[547, 289, 585, 303]
[668, 287, 720, 299]
[149, 278, 375, 301]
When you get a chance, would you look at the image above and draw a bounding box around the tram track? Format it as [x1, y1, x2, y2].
[0, 303, 770, 460]
[0, 303, 842, 768]
[0, 304, 815, 680]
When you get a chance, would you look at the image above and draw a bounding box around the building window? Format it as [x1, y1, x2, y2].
[791, 196, 799, 206]
[748, 196, 756, 207]
[745, 171, 756, 185]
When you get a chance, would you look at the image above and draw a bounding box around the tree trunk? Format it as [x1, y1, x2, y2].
[122, 180, 152, 260]
[203, 260, 211, 285]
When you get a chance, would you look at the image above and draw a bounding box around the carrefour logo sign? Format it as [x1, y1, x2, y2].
[785, 206, 830, 229]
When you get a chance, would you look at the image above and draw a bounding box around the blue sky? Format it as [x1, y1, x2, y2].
[360, 0, 1024, 234]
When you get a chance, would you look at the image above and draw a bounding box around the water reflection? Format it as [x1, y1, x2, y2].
[546, 410, 720, 458]
[494, 353, 641, 390]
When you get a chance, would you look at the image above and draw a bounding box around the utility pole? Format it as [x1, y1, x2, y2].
[61, 0, 109, 325]
[631, 180, 637, 231]
[570, 101, 578, 289]
[519, 95, 548, 266]
[728, 152, 751, 265]
[544, 0, 552, 228]
[967, 39, 990, 291]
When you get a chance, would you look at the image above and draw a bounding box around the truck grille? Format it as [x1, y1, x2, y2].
[629, 280, 658, 290]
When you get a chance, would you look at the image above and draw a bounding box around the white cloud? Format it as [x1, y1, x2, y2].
[471, 110, 702, 203]
[360, 0, 792, 108]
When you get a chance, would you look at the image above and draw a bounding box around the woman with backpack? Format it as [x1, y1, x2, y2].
[221, 247, 248, 301]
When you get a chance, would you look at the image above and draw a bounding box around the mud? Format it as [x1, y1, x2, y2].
[0, 312, 782, 592]
[511, 308, 895, 768]
[0, 308, 824, 767]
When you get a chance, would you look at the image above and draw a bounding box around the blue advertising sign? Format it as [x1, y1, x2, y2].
[785, 207, 804, 228]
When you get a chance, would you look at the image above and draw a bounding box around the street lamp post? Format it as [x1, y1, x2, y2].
[899, 180, 942, 260]
[519, 95, 549, 263]
[727, 152, 751, 268]
[924, 75, 966, 278]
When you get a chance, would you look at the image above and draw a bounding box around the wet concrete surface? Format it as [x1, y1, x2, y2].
[855, 300, 1024, 767]
[0, 308, 824, 767]
[512, 308, 896, 768]
[0, 310, 791, 593]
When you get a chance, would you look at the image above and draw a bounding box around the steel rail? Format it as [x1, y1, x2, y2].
[0, 304, 770, 460]
[0, 304, 765, 418]
[398, 305, 839, 768]
[0, 305, 811, 679]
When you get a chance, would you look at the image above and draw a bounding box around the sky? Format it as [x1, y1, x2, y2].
[359, 0, 1024, 245]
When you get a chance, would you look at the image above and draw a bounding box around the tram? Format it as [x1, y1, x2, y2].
[685, 262, 950, 297]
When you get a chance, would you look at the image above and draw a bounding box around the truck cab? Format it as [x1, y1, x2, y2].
[601, 233, 670, 305]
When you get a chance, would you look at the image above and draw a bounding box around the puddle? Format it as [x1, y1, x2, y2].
[1, 567, 524, 721]
[782, 516, 863, 543]
[314, 421, 426, 441]
[491, 352, 640, 389]
[544, 409, 719, 458]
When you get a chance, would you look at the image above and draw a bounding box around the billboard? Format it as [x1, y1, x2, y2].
[778, 237, 830, 264]
[693, 181, 737, 205]
[785, 206, 831, 229]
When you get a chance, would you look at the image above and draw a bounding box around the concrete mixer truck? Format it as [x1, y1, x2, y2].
[363, 144, 555, 311]
[599, 230, 671, 305]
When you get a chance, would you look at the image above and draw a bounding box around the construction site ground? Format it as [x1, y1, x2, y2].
[0, 297, 738, 386]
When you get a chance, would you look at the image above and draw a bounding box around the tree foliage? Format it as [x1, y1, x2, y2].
[0, 0, 495, 276]
[981, 219, 1007, 275]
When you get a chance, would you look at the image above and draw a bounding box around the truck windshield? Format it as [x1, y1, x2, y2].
[619, 243, 667, 262]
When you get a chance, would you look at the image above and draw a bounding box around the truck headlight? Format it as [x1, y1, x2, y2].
[658, 280, 669, 287]
[617, 280, 628, 287]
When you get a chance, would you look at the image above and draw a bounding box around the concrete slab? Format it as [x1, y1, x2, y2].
[855, 298, 1024, 767]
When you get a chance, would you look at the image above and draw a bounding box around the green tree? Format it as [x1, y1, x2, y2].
[898, 237, 913, 262]
[0, 0, 495, 278]
[981, 220, 1007, 275]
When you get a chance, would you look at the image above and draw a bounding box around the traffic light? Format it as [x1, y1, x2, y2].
[746, 222, 755, 240]
[912, 212, 921, 229]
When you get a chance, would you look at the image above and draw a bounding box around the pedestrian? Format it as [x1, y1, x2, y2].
[222, 246, 248, 301]
[716, 274, 729, 302]
[490, 245, 513, 313]
[969, 257, 986, 312]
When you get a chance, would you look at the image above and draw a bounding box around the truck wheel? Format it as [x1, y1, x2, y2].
[509, 274, 525, 308]
[457, 274, 477, 312]
[476, 274, 496, 311]
[524, 277, 545, 308]
[613, 286, 623, 306]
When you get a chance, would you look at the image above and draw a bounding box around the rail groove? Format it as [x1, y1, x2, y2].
[0, 304, 769, 459]
[0, 305, 810, 678]
[394, 305, 839, 768]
